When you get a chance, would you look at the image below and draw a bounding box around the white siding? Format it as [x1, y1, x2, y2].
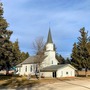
[42, 42, 58, 68]
[16, 35, 59, 76]
[46, 43, 53, 51]
[57, 66, 75, 77]
[42, 50, 58, 68]
[41, 72, 52, 77]
[17, 64, 37, 76]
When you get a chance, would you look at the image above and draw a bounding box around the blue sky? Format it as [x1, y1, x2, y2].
[2, 0, 90, 58]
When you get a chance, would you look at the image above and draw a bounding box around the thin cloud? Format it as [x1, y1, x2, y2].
[2, 0, 90, 57]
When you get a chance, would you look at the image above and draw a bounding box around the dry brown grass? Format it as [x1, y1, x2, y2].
[0, 76, 39, 89]
[0, 76, 90, 89]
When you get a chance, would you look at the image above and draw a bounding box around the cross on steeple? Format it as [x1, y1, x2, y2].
[47, 27, 53, 43]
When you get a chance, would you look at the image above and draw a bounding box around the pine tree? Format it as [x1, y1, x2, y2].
[20, 52, 29, 63]
[87, 42, 90, 55]
[65, 57, 71, 64]
[0, 3, 13, 72]
[56, 53, 65, 64]
[78, 27, 90, 76]
[12, 39, 21, 65]
[71, 43, 82, 70]
[12, 39, 30, 64]
[0, 3, 30, 73]
[71, 27, 90, 76]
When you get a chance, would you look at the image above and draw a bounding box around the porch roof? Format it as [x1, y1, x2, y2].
[40, 64, 76, 72]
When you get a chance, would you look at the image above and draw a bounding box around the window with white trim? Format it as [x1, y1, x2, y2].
[30, 65, 32, 72]
[66, 72, 68, 74]
[25, 66, 27, 72]
[52, 60, 53, 64]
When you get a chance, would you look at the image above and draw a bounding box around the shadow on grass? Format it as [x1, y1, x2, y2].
[0, 76, 40, 89]
[0, 75, 12, 80]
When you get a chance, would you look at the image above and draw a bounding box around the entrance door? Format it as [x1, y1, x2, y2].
[53, 72, 56, 78]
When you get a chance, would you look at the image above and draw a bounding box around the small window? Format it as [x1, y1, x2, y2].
[52, 61, 53, 64]
[36, 64, 38, 72]
[30, 65, 32, 72]
[66, 72, 68, 74]
[25, 66, 27, 72]
[19, 68, 21, 72]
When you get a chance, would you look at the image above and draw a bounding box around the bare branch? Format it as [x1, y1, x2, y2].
[32, 36, 45, 80]
[33, 36, 45, 55]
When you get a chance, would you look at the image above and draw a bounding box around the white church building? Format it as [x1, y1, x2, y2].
[16, 29, 76, 78]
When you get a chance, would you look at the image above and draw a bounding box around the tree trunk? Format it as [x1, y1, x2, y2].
[85, 68, 88, 77]
[5, 65, 9, 75]
[6, 70, 9, 75]
[38, 64, 41, 80]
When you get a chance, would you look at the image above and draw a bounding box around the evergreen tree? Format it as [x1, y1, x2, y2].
[71, 43, 82, 70]
[65, 57, 71, 64]
[78, 28, 90, 76]
[86, 42, 90, 55]
[25, 52, 29, 58]
[0, 3, 13, 72]
[12, 39, 21, 65]
[56, 53, 65, 64]
[71, 27, 90, 76]
[0, 3, 30, 72]
[20, 52, 29, 63]
[12, 39, 30, 64]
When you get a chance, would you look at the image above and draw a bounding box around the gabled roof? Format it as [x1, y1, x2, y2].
[16, 55, 46, 67]
[47, 28, 53, 43]
[40, 64, 76, 72]
[16, 63, 22, 67]
[21, 56, 40, 64]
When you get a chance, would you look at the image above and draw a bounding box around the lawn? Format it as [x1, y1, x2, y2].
[0, 75, 40, 89]
[0, 75, 90, 89]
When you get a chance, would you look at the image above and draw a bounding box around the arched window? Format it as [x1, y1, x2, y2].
[30, 65, 32, 72]
[25, 66, 27, 72]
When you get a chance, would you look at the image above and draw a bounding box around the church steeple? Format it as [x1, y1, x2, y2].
[47, 28, 53, 43]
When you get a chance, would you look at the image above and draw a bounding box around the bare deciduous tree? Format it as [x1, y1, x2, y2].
[33, 37, 45, 54]
[33, 37, 45, 79]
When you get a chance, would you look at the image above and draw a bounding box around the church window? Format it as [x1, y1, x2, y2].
[25, 66, 27, 72]
[19, 68, 21, 72]
[36, 64, 38, 72]
[30, 65, 32, 72]
[52, 61, 53, 64]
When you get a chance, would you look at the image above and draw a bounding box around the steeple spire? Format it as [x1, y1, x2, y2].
[47, 27, 53, 43]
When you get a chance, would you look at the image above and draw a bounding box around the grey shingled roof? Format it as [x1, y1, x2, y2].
[16, 56, 45, 67]
[21, 56, 40, 64]
[40, 64, 76, 72]
[16, 63, 22, 67]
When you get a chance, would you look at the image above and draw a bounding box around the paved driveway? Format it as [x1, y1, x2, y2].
[29, 79, 90, 90]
